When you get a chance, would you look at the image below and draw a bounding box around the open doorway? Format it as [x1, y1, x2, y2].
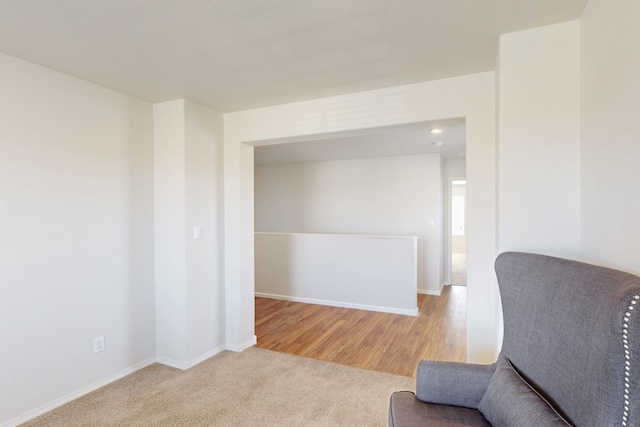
[223, 79, 499, 363]
[252, 120, 469, 371]
[253, 119, 466, 298]
[450, 179, 467, 285]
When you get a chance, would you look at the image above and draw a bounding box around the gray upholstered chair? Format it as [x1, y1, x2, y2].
[389, 252, 640, 426]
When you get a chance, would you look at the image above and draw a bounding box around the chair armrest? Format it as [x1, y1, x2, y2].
[416, 360, 496, 409]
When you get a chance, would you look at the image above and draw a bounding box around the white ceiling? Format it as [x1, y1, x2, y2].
[254, 120, 466, 165]
[0, 0, 587, 113]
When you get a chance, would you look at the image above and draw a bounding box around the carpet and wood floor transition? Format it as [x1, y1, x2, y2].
[23, 286, 466, 426]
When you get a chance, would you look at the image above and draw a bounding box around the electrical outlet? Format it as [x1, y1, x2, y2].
[93, 336, 105, 353]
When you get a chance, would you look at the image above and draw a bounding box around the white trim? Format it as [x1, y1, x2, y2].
[225, 335, 258, 352]
[417, 282, 445, 296]
[156, 345, 226, 370]
[0, 358, 156, 427]
[255, 292, 419, 317]
[155, 357, 190, 370]
[255, 231, 418, 240]
[418, 289, 441, 296]
[189, 345, 226, 367]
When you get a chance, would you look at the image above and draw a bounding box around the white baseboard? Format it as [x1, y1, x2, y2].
[1, 358, 156, 427]
[189, 345, 226, 367]
[255, 292, 419, 317]
[417, 282, 445, 296]
[225, 335, 257, 352]
[155, 356, 189, 370]
[156, 345, 226, 370]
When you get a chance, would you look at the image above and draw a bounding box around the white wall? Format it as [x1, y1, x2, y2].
[497, 21, 581, 259]
[154, 99, 225, 369]
[255, 232, 418, 315]
[255, 154, 443, 294]
[153, 100, 188, 365]
[443, 158, 466, 178]
[580, 0, 640, 276]
[0, 52, 155, 424]
[184, 101, 226, 362]
[225, 72, 498, 363]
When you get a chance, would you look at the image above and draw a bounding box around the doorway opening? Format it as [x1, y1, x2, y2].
[450, 179, 467, 285]
[252, 120, 469, 371]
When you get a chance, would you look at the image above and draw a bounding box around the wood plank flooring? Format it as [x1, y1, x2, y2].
[255, 285, 466, 377]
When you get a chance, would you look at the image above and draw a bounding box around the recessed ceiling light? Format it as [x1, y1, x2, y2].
[430, 128, 444, 135]
[431, 141, 444, 147]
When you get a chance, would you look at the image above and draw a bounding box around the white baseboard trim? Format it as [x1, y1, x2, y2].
[155, 356, 189, 370]
[189, 345, 226, 367]
[225, 335, 257, 352]
[255, 292, 419, 317]
[1, 358, 156, 427]
[156, 345, 226, 371]
[417, 283, 445, 296]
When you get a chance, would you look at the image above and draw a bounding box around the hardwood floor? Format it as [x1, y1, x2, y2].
[255, 285, 467, 377]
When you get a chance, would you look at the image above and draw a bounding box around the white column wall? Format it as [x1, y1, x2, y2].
[224, 72, 498, 363]
[580, 0, 640, 276]
[497, 21, 581, 259]
[153, 100, 189, 365]
[184, 101, 226, 362]
[154, 99, 225, 369]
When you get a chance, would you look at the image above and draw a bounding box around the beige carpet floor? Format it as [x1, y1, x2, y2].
[22, 347, 415, 427]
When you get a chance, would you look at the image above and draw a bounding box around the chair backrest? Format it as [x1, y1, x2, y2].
[495, 252, 640, 427]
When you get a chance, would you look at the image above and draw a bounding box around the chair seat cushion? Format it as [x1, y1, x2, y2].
[390, 391, 491, 427]
[478, 357, 571, 427]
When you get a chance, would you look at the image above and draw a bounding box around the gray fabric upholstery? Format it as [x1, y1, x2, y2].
[416, 360, 495, 409]
[496, 252, 640, 427]
[388, 252, 640, 427]
[478, 357, 571, 426]
[389, 391, 490, 427]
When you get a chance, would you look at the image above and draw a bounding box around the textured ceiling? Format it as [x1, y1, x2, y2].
[0, 0, 587, 112]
